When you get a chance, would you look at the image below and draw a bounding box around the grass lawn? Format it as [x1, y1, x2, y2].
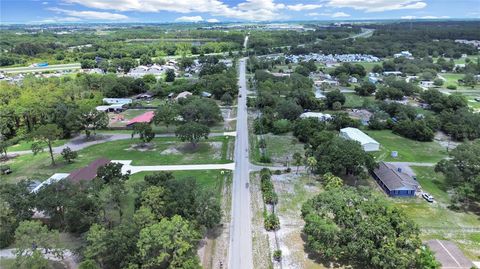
[0, 258, 67, 269]
[7, 139, 68, 152]
[365, 130, 447, 163]
[441, 72, 480, 90]
[388, 167, 480, 259]
[344, 93, 374, 108]
[251, 133, 305, 165]
[356, 61, 380, 73]
[1, 136, 232, 184]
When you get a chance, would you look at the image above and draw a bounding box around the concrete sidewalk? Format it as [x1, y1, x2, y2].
[112, 160, 235, 174]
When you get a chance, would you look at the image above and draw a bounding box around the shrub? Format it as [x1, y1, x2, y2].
[272, 119, 291, 134]
[446, 84, 457, 90]
[264, 213, 280, 231]
[61, 147, 78, 163]
[273, 250, 282, 261]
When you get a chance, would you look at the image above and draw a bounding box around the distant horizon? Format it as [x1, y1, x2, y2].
[2, 17, 480, 26]
[1, 0, 479, 25]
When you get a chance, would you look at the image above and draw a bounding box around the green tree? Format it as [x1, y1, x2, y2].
[0, 198, 17, 248]
[165, 69, 176, 82]
[137, 215, 201, 269]
[322, 172, 343, 190]
[76, 109, 109, 139]
[153, 103, 178, 129]
[325, 90, 346, 109]
[61, 146, 78, 163]
[140, 186, 167, 218]
[435, 142, 480, 207]
[292, 152, 303, 174]
[131, 123, 155, 145]
[220, 92, 233, 105]
[14, 220, 62, 268]
[301, 187, 438, 269]
[175, 122, 210, 148]
[78, 260, 101, 269]
[31, 124, 63, 166]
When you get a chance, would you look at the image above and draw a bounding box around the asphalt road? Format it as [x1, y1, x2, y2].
[228, 57, 253, 269]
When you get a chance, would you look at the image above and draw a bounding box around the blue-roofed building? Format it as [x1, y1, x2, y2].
[371, 162, 419, 197]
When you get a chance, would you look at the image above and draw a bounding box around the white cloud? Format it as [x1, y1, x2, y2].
[206, 18, 220, 22]
[307, 12, 320, 16]
[327, 0, 427, 12]
[401, 15, 415, 19]
[286, 4, 322, 11]
[36, 16, 82, 23]
[62, 0, 287, 21]
[175, 15, 204, 22]
[331, 12, 350, 18]
[48, 7, 129, 20]
[42, 1, 49, 4]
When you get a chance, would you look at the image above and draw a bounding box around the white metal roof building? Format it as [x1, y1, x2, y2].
[300, 112, 332, 121]
[340, 127, 380, 152]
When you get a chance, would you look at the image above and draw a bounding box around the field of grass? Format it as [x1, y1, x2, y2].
[0, 136, 232, 184]
[7, 139, 68, 152]
[343, 93, 375, 108]
[366, 130, 447, 163]
[251, 133, 305, 166]
[356, 61, 380, 73]
[389, 167, 480, 259]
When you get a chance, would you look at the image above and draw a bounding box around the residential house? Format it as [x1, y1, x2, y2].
[68, 158, 111, 184]
[371, 162, 419, 197]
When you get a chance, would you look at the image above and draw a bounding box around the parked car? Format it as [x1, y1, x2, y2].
[422, 192, 434, 203]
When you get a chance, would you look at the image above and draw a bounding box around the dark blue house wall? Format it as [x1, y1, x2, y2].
[371, 173, 416, 197]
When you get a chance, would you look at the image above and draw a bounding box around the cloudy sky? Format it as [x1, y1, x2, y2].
[1, 0, 479, 24]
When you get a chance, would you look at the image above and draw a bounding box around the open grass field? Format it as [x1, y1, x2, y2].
[389, 166, 480, 259]
[344, 93, 375, 108]
[441, 72, 480, 90]
[251, 133, 305, 166]
[365, 130, 447, 163]
[0, 136, 232, 184]
[7, 139, 68, 152]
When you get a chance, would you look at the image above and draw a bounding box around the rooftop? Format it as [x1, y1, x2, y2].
[126, 111, 155, 126]
[68, 158, 110, 183]
[372, 162, 419, 191]
[340, 127, 379, 145]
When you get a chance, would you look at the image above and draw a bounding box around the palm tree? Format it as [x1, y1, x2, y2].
[292, 152, 303, 174]
[306, 157, 317, 178]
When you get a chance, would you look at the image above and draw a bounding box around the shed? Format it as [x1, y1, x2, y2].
[126, 111, 155, 127]
[371, 162, 418, 197]
[175, 91, 193, 101]
[300, 112, 332, 121]
[340, 127, 380, 152]
[68, 158, 110, 184]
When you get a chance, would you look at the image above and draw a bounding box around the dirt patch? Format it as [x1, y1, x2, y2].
[251, 173, 273, 269]
[125, 143, 156, 152]
[198, 175, 231, 269]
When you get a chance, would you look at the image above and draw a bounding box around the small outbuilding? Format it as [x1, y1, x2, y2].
[371, 162, 419, 197]
[340, 127, 380, 152]
[103, 98, 133, 105]
[175, 91, 193, 101]
[300, 112, 332, 121]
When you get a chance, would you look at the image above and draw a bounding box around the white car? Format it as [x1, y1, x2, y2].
[422, 193, 434, 203]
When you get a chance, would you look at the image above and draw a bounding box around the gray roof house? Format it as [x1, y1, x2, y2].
[371, 162, 419, 197]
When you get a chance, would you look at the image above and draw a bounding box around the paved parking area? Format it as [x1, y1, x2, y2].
[426, 240, 473, 269]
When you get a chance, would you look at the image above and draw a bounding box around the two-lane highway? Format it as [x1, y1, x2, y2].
[228, 57, 253, 269]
